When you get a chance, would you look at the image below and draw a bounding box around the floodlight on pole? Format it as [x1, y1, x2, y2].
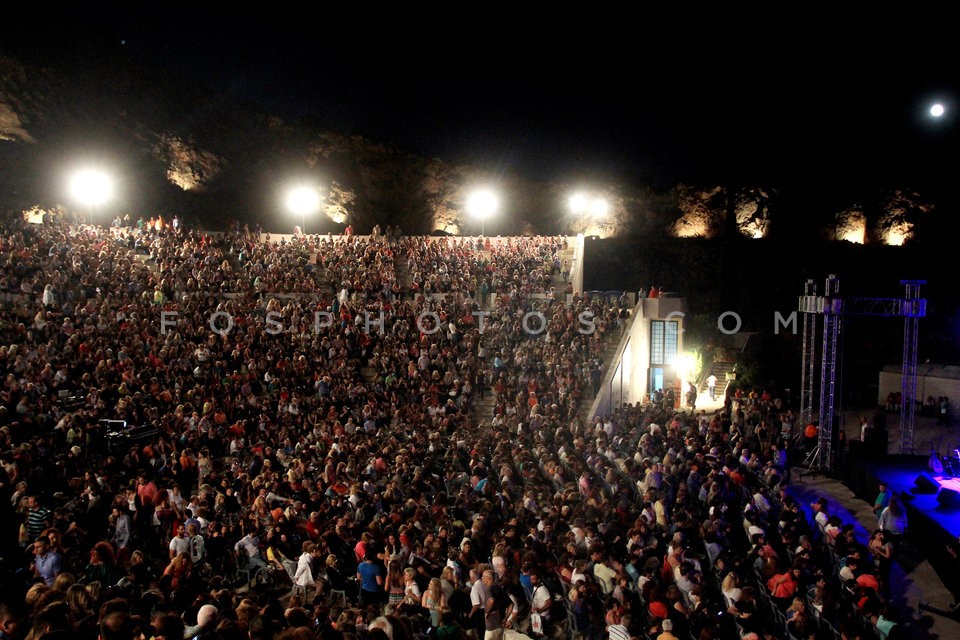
[69, 169, 113, 224]
[286, 185, 322, 235]
[467, 188, 498, 236]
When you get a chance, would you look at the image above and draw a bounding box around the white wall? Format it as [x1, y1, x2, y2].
[878, 370, 960, 419]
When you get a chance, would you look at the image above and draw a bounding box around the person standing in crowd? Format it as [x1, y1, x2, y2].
[422, 577, 448, 629]
[878, 496, 908, 546]
[873, 483, 892, 516]
[803, 421, 819, 454]
[135, 473, 158, 541]
[656, 617, 679, 640]
[24, 496, 50, 543]
[187, 522, 205, 567]
[591, 363, 603, 396]
[169, 523, 190, 560]
[529, 570, 553, 636]
[384, 560, 405, 610]
[706, 374, 718, 401]
[110, 502, 133, 564]
[357, 552, 383, 607]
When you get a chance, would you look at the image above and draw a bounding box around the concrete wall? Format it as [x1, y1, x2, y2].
[588, 297, 687, 420]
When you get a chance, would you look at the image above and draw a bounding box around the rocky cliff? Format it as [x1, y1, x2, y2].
[0, 47, 941, 244]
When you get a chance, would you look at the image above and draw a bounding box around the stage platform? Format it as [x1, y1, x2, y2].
[825, 449, 960, 637]
[792, 462, 960, 639]
[863, 456, 960, 539]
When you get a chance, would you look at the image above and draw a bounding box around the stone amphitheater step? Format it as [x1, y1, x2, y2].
[133, 252, 158, 274]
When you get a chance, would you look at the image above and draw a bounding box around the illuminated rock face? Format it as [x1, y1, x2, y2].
[322, 184, 354, 225]
[672, 186, 724, 238]
[0, 54, 36, 143]
[0, 48, 944, 241]
[734, 188, 772, 238]
[0, 99, 33, 143]
[424, 161, 462, 235]
[671, 186, 772, 239]
[155, 135, 224, 191]
[834, 207, 866, 244]
[431, 204, 460, 235]
[21, 204, 66, 223]
[875, 190, 933, 246]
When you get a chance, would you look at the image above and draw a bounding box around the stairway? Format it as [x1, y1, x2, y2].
[699, 360, 737, 400]
[578, 322, 629, 425]
[470, 387, 499, 425]
[393, 251, 413, 295]
[552, 245, 575, 296]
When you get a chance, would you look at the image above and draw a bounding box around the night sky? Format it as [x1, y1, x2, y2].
[11, 3, 960, 193]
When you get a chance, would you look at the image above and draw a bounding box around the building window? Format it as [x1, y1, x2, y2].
[650, 320, 679, 365]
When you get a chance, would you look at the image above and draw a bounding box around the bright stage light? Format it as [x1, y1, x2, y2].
[287, 186, 321, 215]
[70, 169, 113, 206]
[467, 189, 498, 218]
[467, 188, 498, 235]
[285, 185, 323, 235]
[671, 353, 694, 378]
[930, 103, 945, 118]
[569, 193, 588, 215]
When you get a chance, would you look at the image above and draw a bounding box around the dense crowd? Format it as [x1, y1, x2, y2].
[0, 215, 910, 640]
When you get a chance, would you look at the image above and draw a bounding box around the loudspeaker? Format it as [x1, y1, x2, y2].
[869, 425, 888, 457]
[938, 488, 960, 509]
[914, 473, 941, 494]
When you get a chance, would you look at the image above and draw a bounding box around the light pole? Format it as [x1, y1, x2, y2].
[467, 188, 498, 237]
[286, 185, 322, 236]
[70, 169, 113, 225]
